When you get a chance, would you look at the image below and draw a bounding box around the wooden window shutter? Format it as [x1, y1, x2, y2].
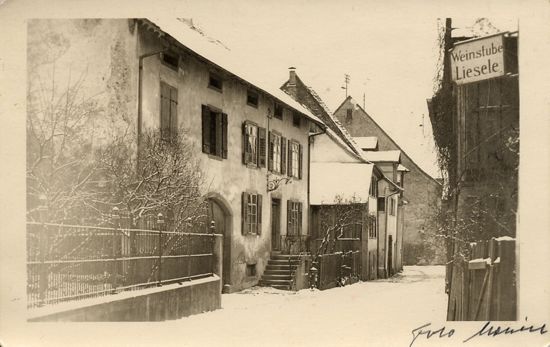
[170, 86, 178, 138]
[281, 137, 287, 175]
[242, 192, 249, 235]
[242, 122, 248, 164]
[298, 202, 303, 235]
[287, 141, 293, 176]
[258, 127, 267, 168]
[267, 132, 274, 171]
[221, 113, 228, 159]
[287, 200, 292, 235]
[298, 143, 303, 179]
[215, 112, 223, 157]
[257, 194, 262, 235]
[160, 82, 170, 139]
[201, 105, 211, 153]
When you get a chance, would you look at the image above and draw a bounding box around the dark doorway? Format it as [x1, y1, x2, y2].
[388, 235, 393, 277]
[271, 198, 281, 251]
[208, 199, 231, 287]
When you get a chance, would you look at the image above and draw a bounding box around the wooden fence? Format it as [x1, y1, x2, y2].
[446, 237, 516, 321]
[317, 250, 361, 290]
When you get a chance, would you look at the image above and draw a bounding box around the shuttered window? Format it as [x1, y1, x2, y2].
[377, 197, 385, 212]
[242, 192, 262, 235]
[243, 121, 266, 168]
[201, 105, 227, 159]
[287, 200, 302, 236]
[268, 132, 282, 173]
[370, 177, 378, 197]
[368, 216, 377, 238]
[288, 140, 302, 179]
[160, 82, 178, 141]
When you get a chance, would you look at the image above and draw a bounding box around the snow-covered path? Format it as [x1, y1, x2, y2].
[163, 266, 448, 347]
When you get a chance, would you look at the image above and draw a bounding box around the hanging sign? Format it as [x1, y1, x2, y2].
[450, 33, 505, 85]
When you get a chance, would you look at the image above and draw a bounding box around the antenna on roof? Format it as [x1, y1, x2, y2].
[341, 74, 350, 98]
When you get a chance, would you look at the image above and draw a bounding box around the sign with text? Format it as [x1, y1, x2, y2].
[450, 34, 505, 85]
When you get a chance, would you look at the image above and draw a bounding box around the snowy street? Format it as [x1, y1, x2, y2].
[163, 266, 448, 347]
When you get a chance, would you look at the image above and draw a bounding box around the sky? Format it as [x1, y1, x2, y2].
[173, 2, 521, 179]
[175, 2, 449, 178]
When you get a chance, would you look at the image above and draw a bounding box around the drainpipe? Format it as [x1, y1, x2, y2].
[137, 48, 167, 169]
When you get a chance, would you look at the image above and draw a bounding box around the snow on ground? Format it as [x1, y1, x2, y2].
[162, 266, 448, 347]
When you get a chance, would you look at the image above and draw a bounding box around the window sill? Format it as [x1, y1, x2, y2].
[205, 153, 224, 161]
[245, 163, 262, 170]
[208, 85, 223, 93]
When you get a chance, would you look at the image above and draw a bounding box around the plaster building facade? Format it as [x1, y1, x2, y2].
[28, 18, 325, 293]
[333, 97, 443, 265]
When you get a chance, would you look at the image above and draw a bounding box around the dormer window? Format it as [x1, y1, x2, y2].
[161, 51, 179, 70]
[247, 90, 259, 108]
[208, 73, 223, 92]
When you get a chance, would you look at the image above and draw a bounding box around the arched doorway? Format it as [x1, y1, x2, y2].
[207, 196, 232, 289]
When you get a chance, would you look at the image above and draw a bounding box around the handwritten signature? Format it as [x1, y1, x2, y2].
[410, 319, 547, 347]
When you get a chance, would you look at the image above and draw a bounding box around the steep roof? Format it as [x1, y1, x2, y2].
[353, 136, 378, 150]
[281, 75, 364, 156]
[334, 96, 442, 186]
[310, 163, 374, 205]
[363, 150, 401, 163]
[141, 18, 325, 128]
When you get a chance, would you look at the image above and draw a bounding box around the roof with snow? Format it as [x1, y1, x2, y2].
[310, 163, 374, 205]
[353, 137, 378, 150]
[304, 86, 364, 154]
[363, 150, 401, 163]
[141, 18, 324, 127]
[397, 164, 409, 172]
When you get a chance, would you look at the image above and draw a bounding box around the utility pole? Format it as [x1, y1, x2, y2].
[363, 93, 366, 110]
[341, 74, 350, 98]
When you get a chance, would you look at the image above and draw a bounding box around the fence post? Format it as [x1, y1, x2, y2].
[38, 194, 48, 306]
[157, 213, 164, 286]
[111, 207, 120, 293]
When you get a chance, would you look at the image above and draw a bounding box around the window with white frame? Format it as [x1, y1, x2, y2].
[242, 192, 262, 235]
[289, 140, 301, 178]
[244, 122, 258, 166]
[287, 200, 302, 236]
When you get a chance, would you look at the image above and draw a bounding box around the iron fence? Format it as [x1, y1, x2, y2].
[26, 221, 216, 308]
[278, 234, 309, 254]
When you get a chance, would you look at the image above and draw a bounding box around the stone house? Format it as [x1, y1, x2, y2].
[28, 18, 325, 293]
[333, 97, 443, 265]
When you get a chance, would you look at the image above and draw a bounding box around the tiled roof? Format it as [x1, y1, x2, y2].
[143, 18, 325, 127]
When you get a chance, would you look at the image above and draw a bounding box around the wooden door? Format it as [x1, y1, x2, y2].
[271, 199, 281, 251]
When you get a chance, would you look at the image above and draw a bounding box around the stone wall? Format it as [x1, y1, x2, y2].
[28, 276, 221, 322]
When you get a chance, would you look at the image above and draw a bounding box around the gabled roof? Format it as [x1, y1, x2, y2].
[281, 75, 363, 156]
[310, 163, 374, 205]
[363, 150, 401, 163]
[353, 136, 378, 150]
[334, 96, 442, 186]
[141, 18, 325, 128]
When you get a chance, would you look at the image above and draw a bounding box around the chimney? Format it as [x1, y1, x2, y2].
[288, 67, 297, 86]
